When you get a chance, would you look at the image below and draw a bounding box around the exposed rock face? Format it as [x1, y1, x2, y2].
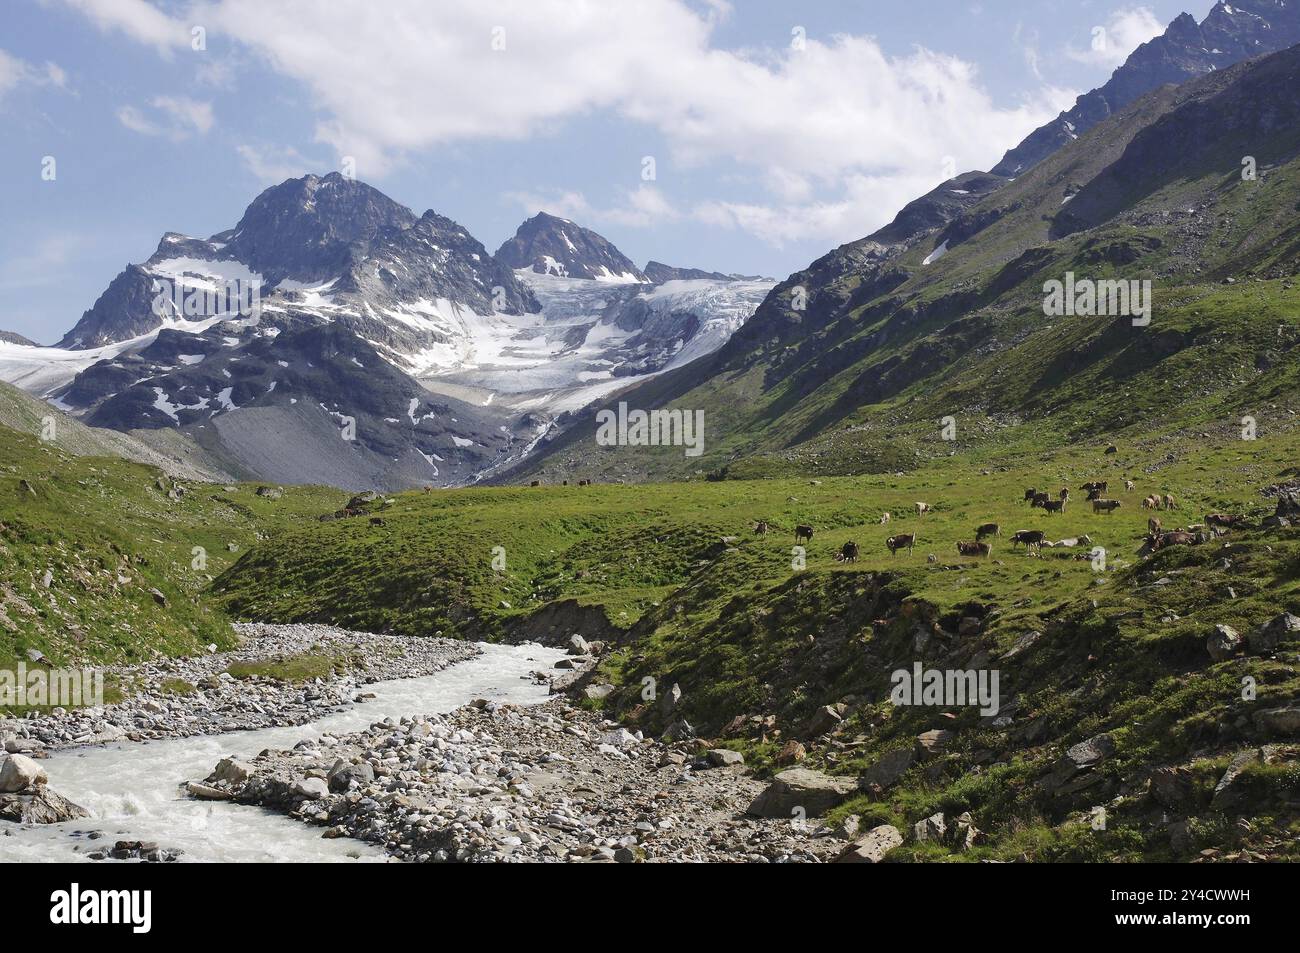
[495, 212, 646, 282]
[643, 261, 750, 284]
[0, 330, 38, 346]
[991, 0, 1300, 177]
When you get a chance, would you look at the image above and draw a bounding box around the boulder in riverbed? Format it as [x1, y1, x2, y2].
[834, 825, 903, 863]
[747, 768, 857, 818]
[0, 753, 47, 793]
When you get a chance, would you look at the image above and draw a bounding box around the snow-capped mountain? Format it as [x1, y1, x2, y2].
[494, 212, 647, 282]
[0, 177, 770, 489]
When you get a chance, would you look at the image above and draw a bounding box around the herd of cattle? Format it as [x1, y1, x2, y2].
[753, 478, 1250, 564]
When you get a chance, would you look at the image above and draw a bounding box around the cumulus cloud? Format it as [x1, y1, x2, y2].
[117, 95, 213, 139]
[61, 0, 1076, 247]
[1066, 7, 1164, 69]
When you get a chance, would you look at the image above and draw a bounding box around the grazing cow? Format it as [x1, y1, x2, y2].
[1086, 487, 1104, 502]
[1059, 488, 1071, 502]
[1163, 494, 1178, 510]
[795, 524, 814, 543]
[886, 534, 916, 555]
[976, 522, 1000, 541]
[1030, 492, 1050, 508]
[1044, 500, 1065, 514]
[956, 541, 992, 558]
[754, 520, 769, 536]
[880, 512, 891, 525]
[1011, 530, 1047, 554]
[1125, 480, 1136, 492]
[838, 541, 860, 563]
[1142, 495, 1159, 510]
[1093, 499, 1122, 514]
[1205, 513, 1244, 529]
[1105, 444, 1118, 455]
[530, 480, 541, 487]
[1148, 516, 1162, 535]
[369, 516, 386, 527]
[1024, 488, 1038, 502]
[1082, 481, 1109, 495]
[915, 502, 931, 516]
[1149, 530, 1196, 551]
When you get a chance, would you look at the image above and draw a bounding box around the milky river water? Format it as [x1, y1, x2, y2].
[0, 642, 565, 863]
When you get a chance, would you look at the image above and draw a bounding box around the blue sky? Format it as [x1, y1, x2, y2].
[0, 0, 1214, 343]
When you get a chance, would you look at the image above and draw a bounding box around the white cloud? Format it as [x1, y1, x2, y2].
[56, 0, 191, 53]
[1066, 7, 1164, 69]
[236, 143, 319, 183]
[64, 0, 1076, 247]
[117, 95, 213, 139]
[0, 48, 69, 100]
[507, 185, 681, 229]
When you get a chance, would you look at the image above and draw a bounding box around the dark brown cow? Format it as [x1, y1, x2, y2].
[837, 541, 860, 563]
[1082, 481, 1108, 495]
[795, 524, 814, 543]
[956, 541, 992, 558]
[1011, 530, 1046, 554]
[1059, 488, 1070, 502]
[1205, 513, 1245, 529]
[754, 520, 769, 536]
[1030, 492, 1050, 508]
[1149, 530, 1196, 550]
[886, 534, 916, 555]
[1023, 488, 1038, 502]
[1043, 500, 1065, 514]
[976, 522, 1000, 541]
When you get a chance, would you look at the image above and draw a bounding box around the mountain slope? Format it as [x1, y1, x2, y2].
[992, 0, 1300, 178]
[511, 43, 1300, 484]
[0, 380, 234, 481]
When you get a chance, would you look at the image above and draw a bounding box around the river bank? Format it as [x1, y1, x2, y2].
[1, 623, 480, 753]
[210, 697, 846, 863]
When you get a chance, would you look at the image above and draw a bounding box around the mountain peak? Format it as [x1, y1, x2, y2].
[991, 0, 1300, 177]
[221, 173, 417, 283]
[495, 213, 646, 282]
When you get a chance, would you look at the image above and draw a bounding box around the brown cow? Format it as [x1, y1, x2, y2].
[795, 524, 814, 543]
[837, 541, 860, 563]
[956, 541, 992, 558]
[1163, 494, 1178, 510]
[1023, 488, 1038, 502]
[1030, 492, 1050, 508]
[1082, 481, 1108, 495]
[1205, 513, 1244, 529]
[1149, 530, 1196, 550]
[754, 520, 769, 536]
[1093, 499, 1122, 514]
[1147, 516, 1162, 535]
[976, 522, 1000, 541]
[886, 534, 916, 555]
